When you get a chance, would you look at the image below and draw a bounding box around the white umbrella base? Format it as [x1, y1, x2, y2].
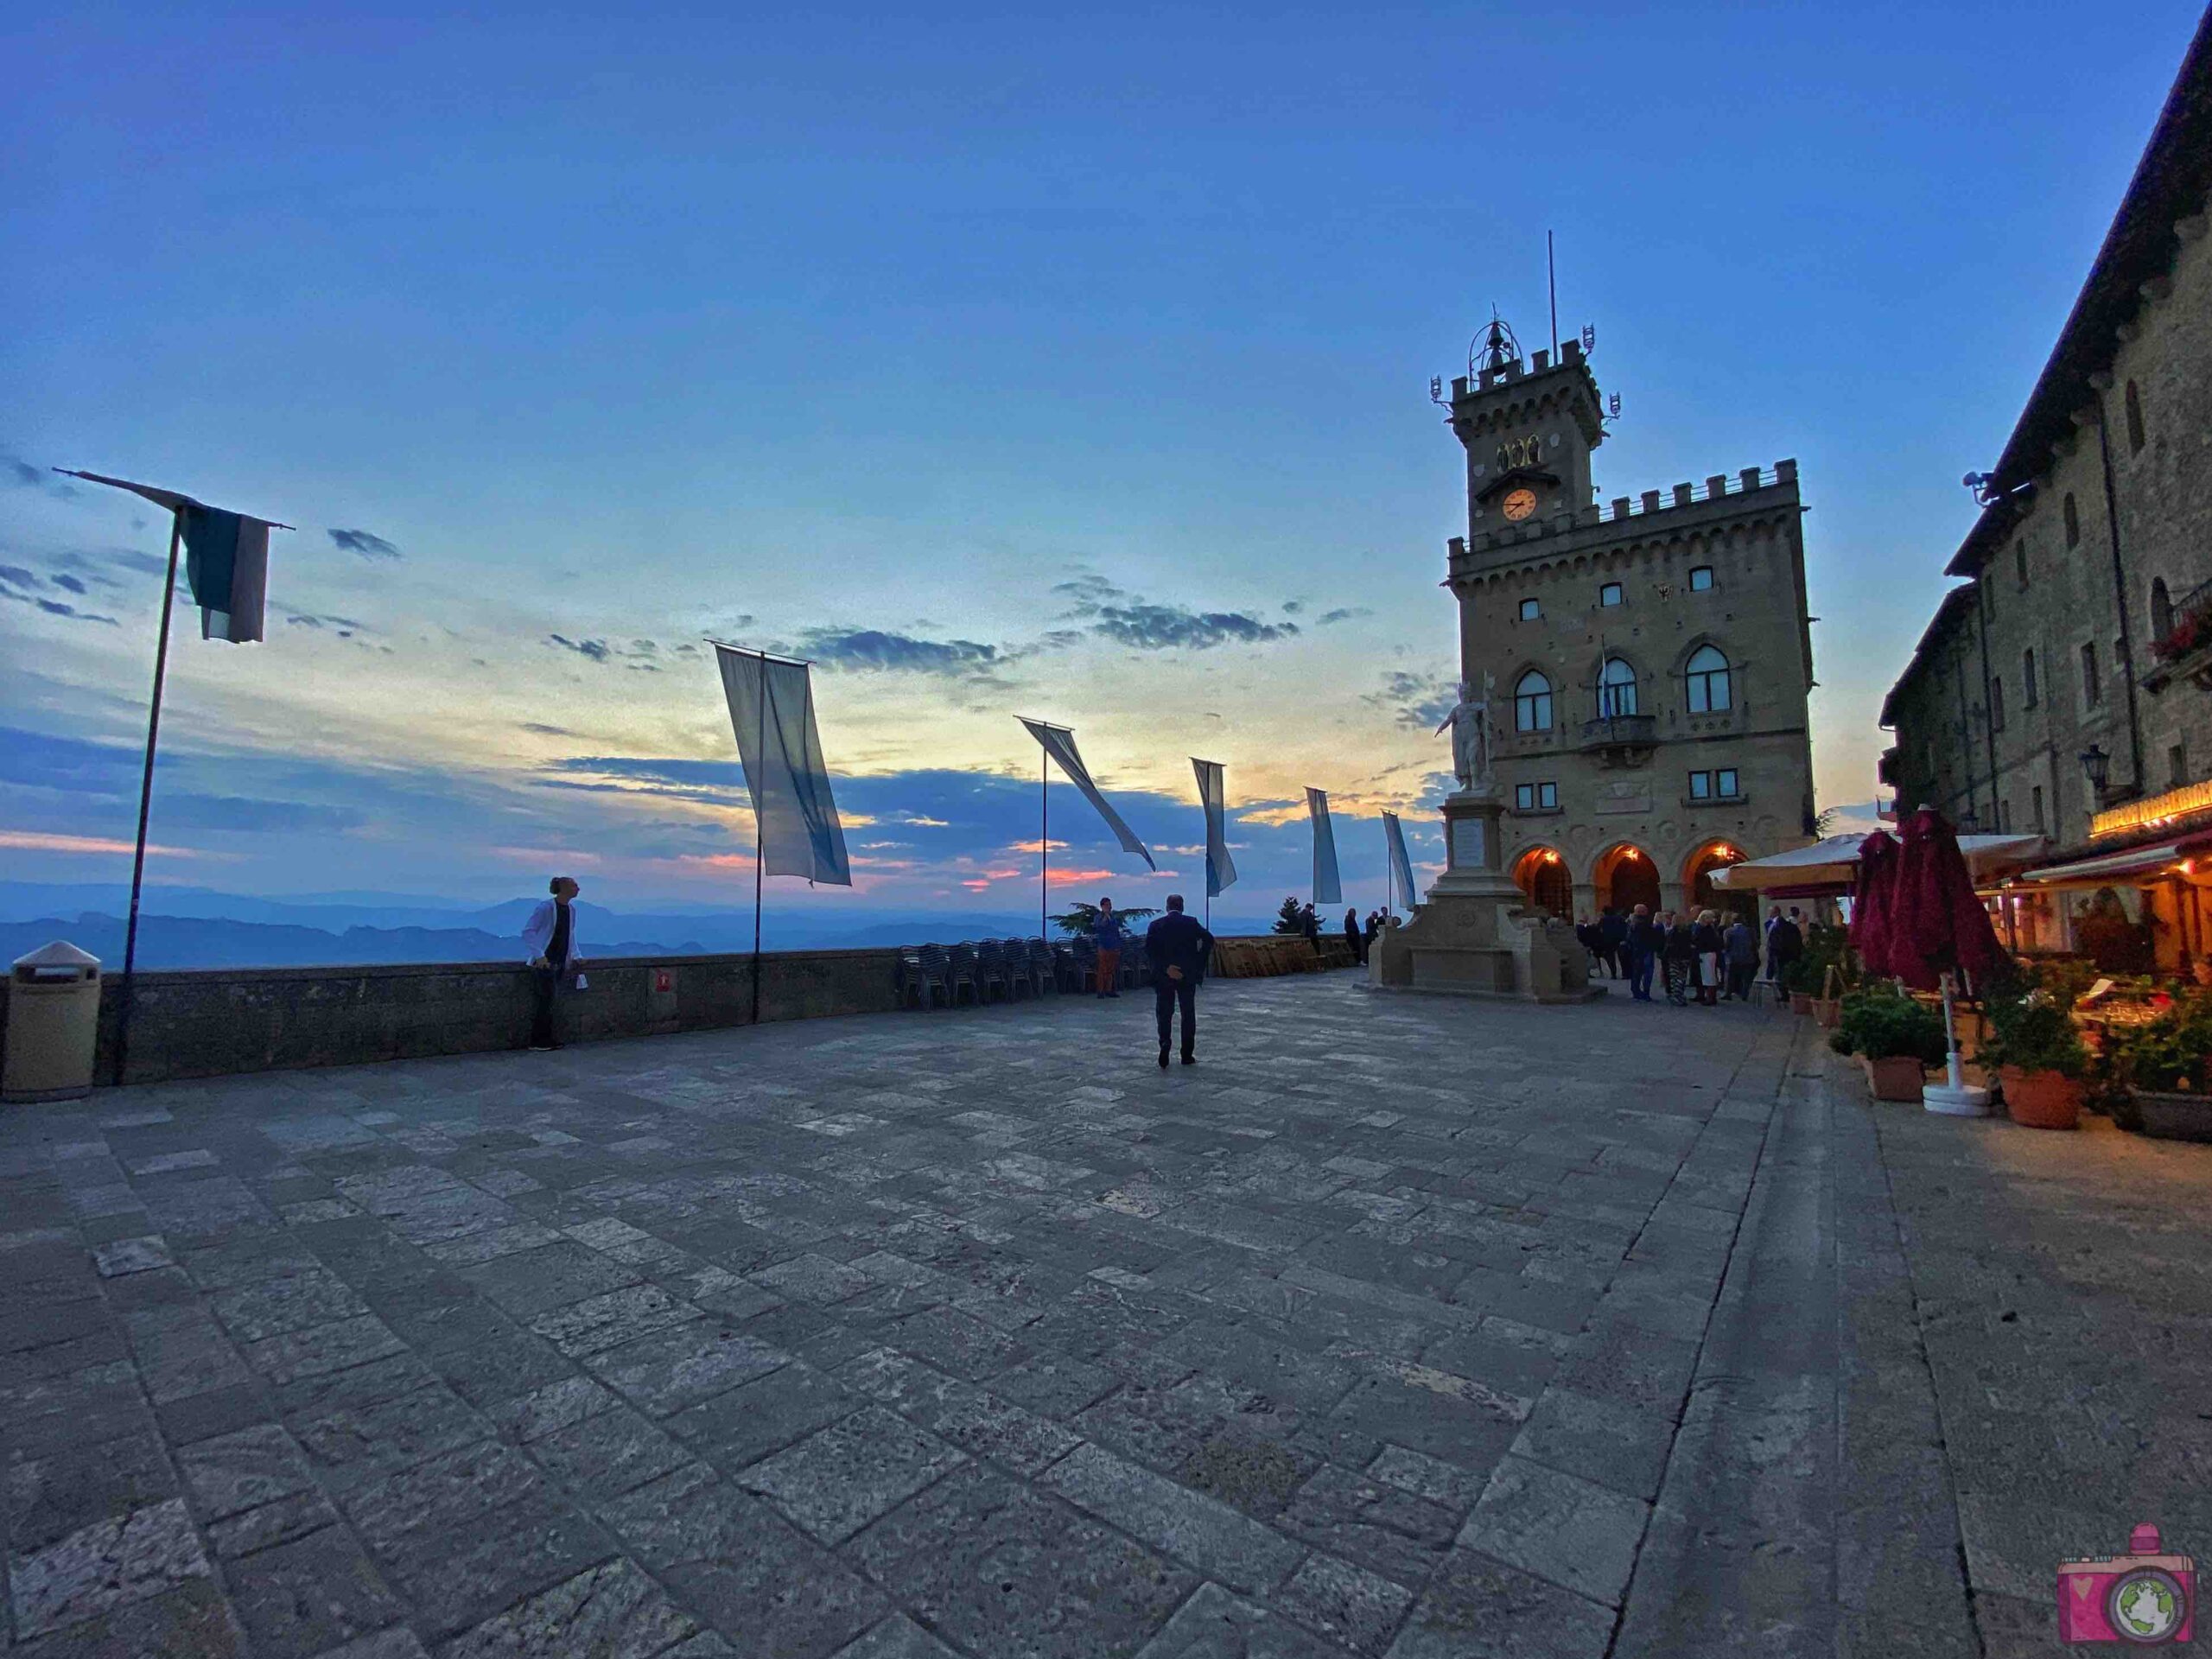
[1923, 1083, 1993, 1116]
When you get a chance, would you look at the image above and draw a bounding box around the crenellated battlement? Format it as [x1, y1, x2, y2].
[1447, 458, 1799, 571]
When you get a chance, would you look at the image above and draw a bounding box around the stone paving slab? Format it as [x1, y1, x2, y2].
[6, 972, 2204, 1655]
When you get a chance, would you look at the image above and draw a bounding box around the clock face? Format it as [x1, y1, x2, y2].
[1502, 486, 1538, 523]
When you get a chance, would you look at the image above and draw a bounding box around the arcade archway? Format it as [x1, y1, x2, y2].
[1512, 846, 1573, 918]
[1595, 843, 1660, 915]
[1686, 840, 1752, 919]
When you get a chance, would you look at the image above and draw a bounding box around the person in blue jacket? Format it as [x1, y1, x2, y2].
[1091, 897, 1126, 998]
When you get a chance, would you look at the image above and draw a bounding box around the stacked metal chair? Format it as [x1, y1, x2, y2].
[1019, 938, 1054, 998]
[899, 944, 952, 1008]
[944, 942, 982, 1006]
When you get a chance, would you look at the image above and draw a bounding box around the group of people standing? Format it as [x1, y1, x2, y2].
[1575, 903, 1808, 1008]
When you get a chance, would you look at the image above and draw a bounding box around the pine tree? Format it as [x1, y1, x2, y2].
[1273, 896, 1305, 934]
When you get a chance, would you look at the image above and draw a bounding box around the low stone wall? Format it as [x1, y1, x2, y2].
[0, 949, 905, 1088]
[0, 935, 1359, 1089]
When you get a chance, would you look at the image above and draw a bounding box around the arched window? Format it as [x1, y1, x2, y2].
[1514, 670, 1553, 733]
[1599, 657, 1638, 718]
[2126, 379, 2145, 453]
[2152, 577, 2173, 641]
[1685, 645, 1732, 713]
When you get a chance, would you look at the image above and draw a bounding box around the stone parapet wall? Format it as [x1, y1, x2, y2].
[0, 937, 1328, 1088]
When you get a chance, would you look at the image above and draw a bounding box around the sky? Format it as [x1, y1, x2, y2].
[3, 2, 2204, 925]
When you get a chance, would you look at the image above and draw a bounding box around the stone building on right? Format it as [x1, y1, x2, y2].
[1880, 9, 2212, 970]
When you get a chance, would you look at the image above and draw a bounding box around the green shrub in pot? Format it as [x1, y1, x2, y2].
[1827, 984, 1949, 1065]
[1978, 991, 2091, 1080]
[2113, 997, 2212, 1093]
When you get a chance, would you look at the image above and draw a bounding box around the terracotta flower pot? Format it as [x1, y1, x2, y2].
[2133, 1088, 2212, 1144]
[1862, 1054, 1929, 1103]
[1789, 993, 1814, 1015]
[2000, 1065, 2083, 1130]
[1813, 997, 1842, 1029]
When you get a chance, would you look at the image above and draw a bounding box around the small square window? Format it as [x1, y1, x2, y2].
[1688, 566, 1713, 592]
[1599, 582, 1623, 607]
[1516, 783, 1534, 810]
[1689, 771, 1712, 799]
[1538, 781, 1556, 809]
[1518, 598, 1541, 621]
[1717, 768, 1738, 797]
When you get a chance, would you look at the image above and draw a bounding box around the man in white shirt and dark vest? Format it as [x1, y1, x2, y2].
[522, 876, 586, 1051]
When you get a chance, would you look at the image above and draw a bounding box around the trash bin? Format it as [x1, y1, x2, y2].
[3, 942, 103, 1103]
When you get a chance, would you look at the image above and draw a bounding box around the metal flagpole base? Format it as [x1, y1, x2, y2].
[1922, 1082, 1993, 1116]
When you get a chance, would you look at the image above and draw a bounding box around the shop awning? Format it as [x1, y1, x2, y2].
[1712, 832, 2044, 891]
[2016, 838, 2207, 888]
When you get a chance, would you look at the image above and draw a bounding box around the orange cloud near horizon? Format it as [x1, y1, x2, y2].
[0, 830, 209, 858]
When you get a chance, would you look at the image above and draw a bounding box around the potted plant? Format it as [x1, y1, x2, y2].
[1829, 983, 1949, 1101]
[1980, 989, 2091, 1129]
[1782, 930, 1832, 1015]
[2111, 997, 2212, 1142]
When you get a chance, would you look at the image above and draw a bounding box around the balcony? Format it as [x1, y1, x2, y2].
[2145, 577, 2212, 692]
[1580, 713, 1658, 762]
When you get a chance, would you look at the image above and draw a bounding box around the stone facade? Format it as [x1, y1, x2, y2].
[1881, 14, 2212, 964]
[1439, 335, 1817, 920]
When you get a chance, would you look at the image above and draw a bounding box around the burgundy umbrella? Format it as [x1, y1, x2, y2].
[1890, 808, 2006, 993]
[1850, 830, 1904, 979]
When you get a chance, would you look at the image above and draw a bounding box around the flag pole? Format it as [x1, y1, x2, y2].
[752, 665, 769, 1027]
[1039, 746, 1048, 939]
[114, 509, 185, 1086]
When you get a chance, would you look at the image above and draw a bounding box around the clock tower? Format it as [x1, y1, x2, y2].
[1444, 315, 1608, 550]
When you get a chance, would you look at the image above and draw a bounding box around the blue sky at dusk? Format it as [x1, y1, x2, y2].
[3, 3, 2203, 923]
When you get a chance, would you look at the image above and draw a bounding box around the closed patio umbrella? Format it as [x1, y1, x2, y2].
[1887, 808, 2010, 1116]
[1850, 830, 1904, 979]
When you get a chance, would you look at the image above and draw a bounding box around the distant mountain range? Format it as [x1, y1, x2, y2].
[0, 883, 1287, 970]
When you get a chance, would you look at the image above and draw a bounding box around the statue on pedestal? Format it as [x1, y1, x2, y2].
[1435, 675, 1499, 794]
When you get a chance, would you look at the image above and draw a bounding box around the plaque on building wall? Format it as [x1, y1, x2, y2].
[1451, 817, 1488, 869]
[1594, 782, 1652, 816]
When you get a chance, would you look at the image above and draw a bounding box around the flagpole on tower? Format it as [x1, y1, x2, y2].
[113, 510, 185, 1087]
[1039, 745, 1048, 939]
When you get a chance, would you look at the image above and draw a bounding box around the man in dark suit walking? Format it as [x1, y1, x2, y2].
[1144, 893, 1214, 1068]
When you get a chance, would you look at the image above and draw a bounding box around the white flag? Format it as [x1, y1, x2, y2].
[1382, 811, 1418, 911]
[1019, 719, 1155, 870]
[1192, 758, 1237, 898]
[1307, 787, 1342, 905]
[716, 646, 852, 886]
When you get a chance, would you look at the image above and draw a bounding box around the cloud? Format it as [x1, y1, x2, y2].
[9, 593, 119, 625]
[0, 830, 198, 857]
[1282, 600, 1304, 615]
[0, 564, 34, 589]
[327, 528, 403, 561]
[790, 627, 1003, 678]
[1367, 671, 1459, 730]
[48, 573, 88, 595]
[157, 794, 367, 835]
[285, 611, 373, 638]
[549, 633, 613, 663]
[1317, 607, 1370, 626]
[2, 454, 77, 499]
[1087, 603, 1298, 652]
[1050, 574, 1128, 615]
[519, 722, 575, 736]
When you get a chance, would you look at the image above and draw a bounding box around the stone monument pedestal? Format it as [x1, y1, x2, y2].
[1369, 791, 1599, 1002]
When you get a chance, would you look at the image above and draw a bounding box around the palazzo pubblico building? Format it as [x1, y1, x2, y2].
[1440, 321, 1818, 921]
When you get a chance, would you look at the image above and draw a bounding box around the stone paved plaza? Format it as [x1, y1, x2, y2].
[4, 973, 2210, 1658]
